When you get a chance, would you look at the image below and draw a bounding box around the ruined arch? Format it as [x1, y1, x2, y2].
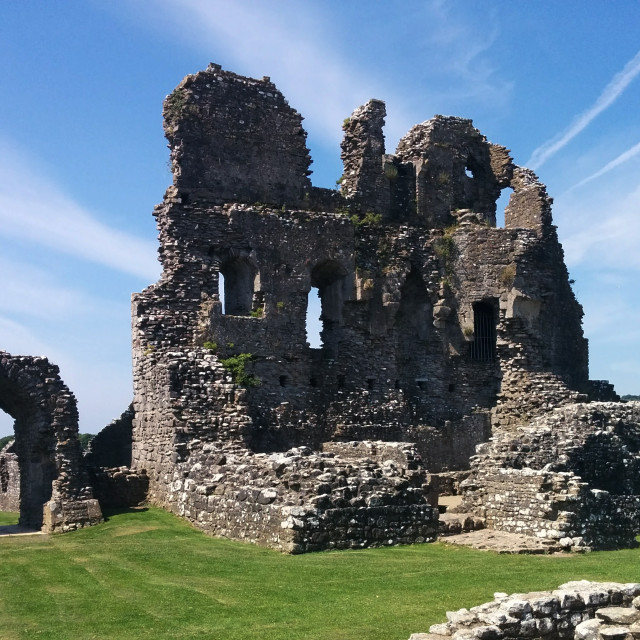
[0, 351, 102, 532]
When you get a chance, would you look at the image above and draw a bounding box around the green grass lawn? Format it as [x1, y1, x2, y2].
[0, 507, 639, 640]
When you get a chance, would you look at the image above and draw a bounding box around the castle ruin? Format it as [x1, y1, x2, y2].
[2, 64, 638, 552]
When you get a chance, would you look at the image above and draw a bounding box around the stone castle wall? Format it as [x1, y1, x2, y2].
[120, 64, 624, 551]
[0, 440, 19, 512]
[0, 352, 102, 532]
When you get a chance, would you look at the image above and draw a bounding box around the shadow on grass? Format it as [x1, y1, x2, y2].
[100, 505, 150, 522]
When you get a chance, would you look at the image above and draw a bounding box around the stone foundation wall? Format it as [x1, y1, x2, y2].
[157, 441, 439, 553]
[411, 581, 640, 640]
[459, 468, 635, 550]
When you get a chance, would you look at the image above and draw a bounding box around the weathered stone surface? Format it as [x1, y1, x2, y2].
[597, 609, 640, 626]
[120, 63, 612, 552]
[0, 439, 19, 511]
[459, 403, 640, 550]
[599, 626, 633, 640]
[413, 582, 640, 640]
[575, 619, 603, 640]
[0, 351, 102, 532]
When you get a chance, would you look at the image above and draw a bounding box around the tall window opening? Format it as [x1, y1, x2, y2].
[495, 188, 513, 229]
[307, 260, 348, 357]
[306, 287, 322, 347]
[470, 301, 496, 362]
[220, 258, 258, 316]
[395, 267, 431, 389]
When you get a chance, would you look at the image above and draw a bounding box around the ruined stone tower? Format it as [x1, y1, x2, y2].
[125, 63, 612, 551]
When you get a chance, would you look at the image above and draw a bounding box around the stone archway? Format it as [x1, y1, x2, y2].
[0, 351, 102, 532]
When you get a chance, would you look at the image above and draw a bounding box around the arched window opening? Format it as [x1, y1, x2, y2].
[470, 301, 496, 362]
[307, 260, 348, 356]
[220, 258, 258, 316]
[495, 188, 513, 229]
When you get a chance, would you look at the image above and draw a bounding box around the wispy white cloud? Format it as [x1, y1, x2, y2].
[415, 3, 512, 108]
[570, 139, 640, 190]
[527, 49, 640, 169]
[149, 0, 379, 148]
[137, 0, 510, 157]
[0, 315, 67, 363]
[0, 139, 159, 281]
[562, 213, 640, 271]
[0, 256, 98, 320]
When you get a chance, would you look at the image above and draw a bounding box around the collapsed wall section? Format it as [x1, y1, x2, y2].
[164, 63, 312, 206]
[413, 581, 640, 640]
[459, 402, 640, 550]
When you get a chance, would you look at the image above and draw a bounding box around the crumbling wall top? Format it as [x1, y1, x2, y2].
[164, 63, 312, 206]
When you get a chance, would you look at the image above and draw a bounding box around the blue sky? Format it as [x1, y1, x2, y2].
[1, 1, 639, 437]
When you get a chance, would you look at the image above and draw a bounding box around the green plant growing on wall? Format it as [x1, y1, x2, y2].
[250, 307, 264, 318]
[350, 212, 382, 227]
[203, 341, 218, 352]
[463, 325, 474, 338]
[342, 117, 351, 130]
[276, 301, 285, 311]
[220, 353, 260, 387]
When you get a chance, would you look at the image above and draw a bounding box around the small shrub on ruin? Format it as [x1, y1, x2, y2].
[351, 212, 382, 227]
[220, 353, 260, 387]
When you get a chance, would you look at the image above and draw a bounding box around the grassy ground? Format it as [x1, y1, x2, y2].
[0, 507, 639, 640]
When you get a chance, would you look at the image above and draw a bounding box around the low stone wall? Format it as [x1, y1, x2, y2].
[160, 441, 439, 553]
[460, 403, 640, 550]
[459, 468, 636, 551]
[410, 581, 640, 640]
